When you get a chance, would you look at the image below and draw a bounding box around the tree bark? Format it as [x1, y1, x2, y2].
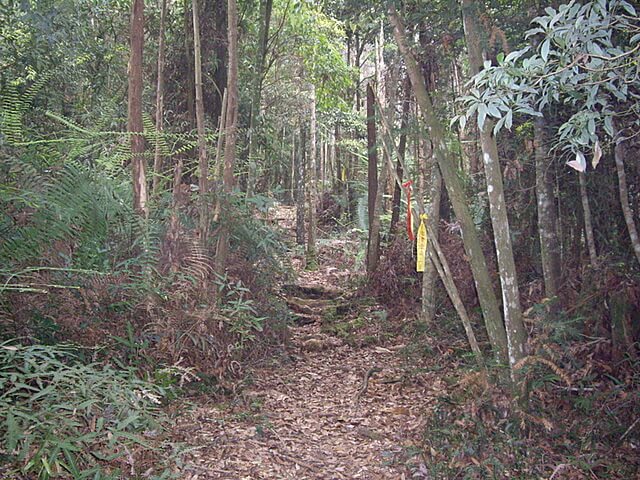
[534, 116, 562, 298]
[295, 126, 306, 245]
[215, 0, 238, 272]
[579, 172, 598, 266]
[422, 152, 442, 323]
[247, 0, 273, 197]
[366, 83, 378, 237]
[152, 0, 168, 197]
[183, 2, 195, 127]
[306, 85, 318, 269]
[128, 0, 148, 216]
[390, 77, 411, 235]
[461, 0, 528, 381]
[390, 6, 508, 363]
[614, 132, 640, 267]
[193, 0, 209, 244]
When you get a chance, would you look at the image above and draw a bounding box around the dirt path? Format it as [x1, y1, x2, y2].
[174, 207, 439, 479]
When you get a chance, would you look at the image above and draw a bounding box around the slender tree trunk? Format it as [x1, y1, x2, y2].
[286, 130, 295, 204]
[390, 7, 508, 363]
[390, 78, 411, 235]
[365, 83, 380, 270]
[247, 0, 273, 197]
[614, 132, 640, 267]
[579, 172, 598, 266]
[193, 0, 209, 244]
[295, 126, 306, 245]
[215, 0, 238, 272]
[534, 117, 562, 298]
[461, 0, 528, 383]
[366, 83, 378, 237]
[128, 0, 148, 216]
[212, 89, 227, 223]
[152, 0, 168, 197]
[479, 129, 528, 380]
[422, 155, 442, 323]
[183, 0, 195, 127]
[453, 59, 478, 175]
[168, 158, 184, 273]
[306, 85, 318, 269]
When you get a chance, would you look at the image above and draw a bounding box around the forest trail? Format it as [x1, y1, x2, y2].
[174, 206, 439, 479]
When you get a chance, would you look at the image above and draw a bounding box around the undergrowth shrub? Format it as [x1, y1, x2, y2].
[0, 341, 177, 479]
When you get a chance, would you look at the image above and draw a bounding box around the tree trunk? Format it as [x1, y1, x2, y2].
[183, 1, 195, 127]
[422, 153, 442, 323]
[247, 0, 273, 197]
[614, 132, 640, 267]
[128, 0, 148, 216]
[390, 6, 508, 363]
[215, 0, 238, 272]
[306, 85, 318, 270]
[390, 77, 411, 235]
[295, 126, 306, 245]
[366, 83, 378, 238]
[480, 127, 528, 381]
[168, 158, 184, 273]
[461, 0, 528, 382]
[579, 172, 598, 266]
[152, 0, 168, 197]
[192, 0, 209, 244]
[534, 116, 562, 298]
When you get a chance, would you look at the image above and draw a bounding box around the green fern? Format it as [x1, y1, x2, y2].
[0, 75, 50, 145]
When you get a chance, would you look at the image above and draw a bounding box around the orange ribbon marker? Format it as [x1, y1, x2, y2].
[402, 180, 415, 241]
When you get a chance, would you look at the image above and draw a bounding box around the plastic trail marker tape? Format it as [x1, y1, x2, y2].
[416, 214, 428, 272]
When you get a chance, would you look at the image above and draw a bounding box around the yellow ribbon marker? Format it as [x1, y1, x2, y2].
[341, 166, 347, 182]
[416, 214, 428, 272]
